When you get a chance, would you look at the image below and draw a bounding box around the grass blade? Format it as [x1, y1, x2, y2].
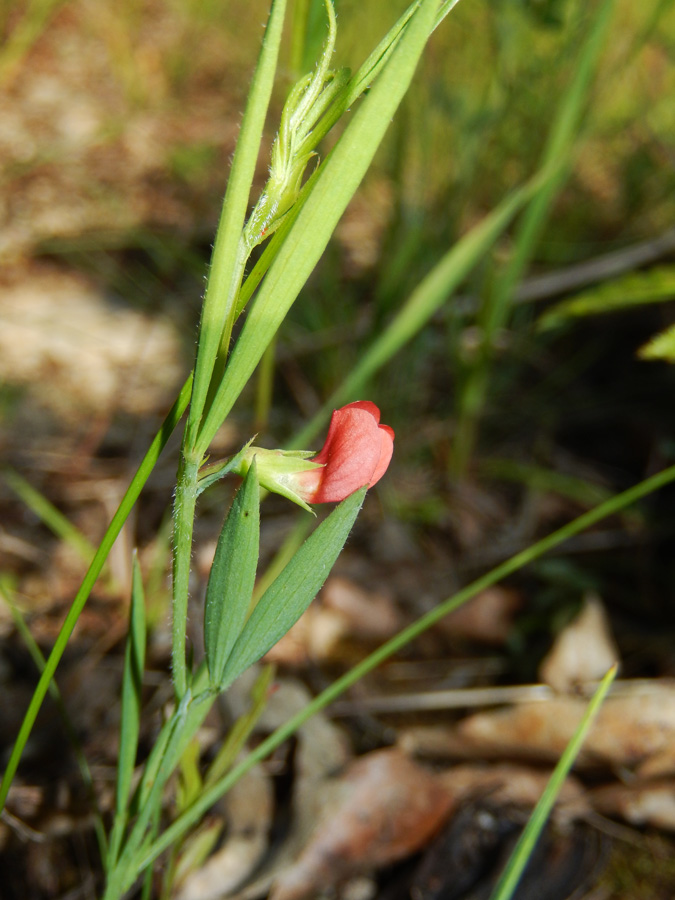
[108, 555, 147, 869]
[291, 174, 543, 448]
[489, 665, 618, 900]
[0, 581, 108, 859]
[0, 375, 192, 813]
[186, 0, 288, 453]
[4, 468, 98, 568]
[489, 0, 618, 328]
[105, 690, 215, 899]
[453, 0, 617, 475]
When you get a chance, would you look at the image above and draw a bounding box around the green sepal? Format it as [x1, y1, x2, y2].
[196, 438, 256, 497]
[235, 446, 323, 514]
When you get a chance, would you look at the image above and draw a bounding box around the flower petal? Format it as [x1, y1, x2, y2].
[369, 424, 395, 488]
[342, 400, 381, 423]
[301, 406, 382, 503]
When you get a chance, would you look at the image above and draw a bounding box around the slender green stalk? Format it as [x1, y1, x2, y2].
[185, 0, 287, 453]
[137, 462, 675, 867]
[0, 583, 108, 859]
[489, 665, 618, 900]
[0, 376, 193, 814]
[289, 0, 311, 75]
[171, 454, 200, 699]
[4, 468, 98, 567]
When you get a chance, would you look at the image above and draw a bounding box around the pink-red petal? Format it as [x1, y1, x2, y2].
[294, 402, 394, 504]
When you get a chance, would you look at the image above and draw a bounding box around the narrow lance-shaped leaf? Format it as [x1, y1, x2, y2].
[217, 487, 366, 691]
[538, 265, 675, 331]
[109, 555, 147, 867]
[204, 460, 260, 688]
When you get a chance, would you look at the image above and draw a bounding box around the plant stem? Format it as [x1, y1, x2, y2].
[172, 452, 200, 699]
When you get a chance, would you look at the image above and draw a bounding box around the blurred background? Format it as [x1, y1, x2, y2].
[1, 0, 675, 896]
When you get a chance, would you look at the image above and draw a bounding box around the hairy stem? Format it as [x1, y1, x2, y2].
[171, 453, 200, 699]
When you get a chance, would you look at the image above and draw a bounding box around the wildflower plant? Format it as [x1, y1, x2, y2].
[3, 1, 675, 898]
[0, 2, 447, 895]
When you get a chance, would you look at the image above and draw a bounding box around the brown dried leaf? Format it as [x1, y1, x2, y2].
[262, 613, 314, 667]
[320, 577, 403, 642]
[400, 682, 675, 773]
[455, 683, 675, 769]
[590, 781, 675, 831]
[264, 579, 403, 666]
[539, 593, 619, 693]
[269, 748, 454, 900]
[437, 762, 588, 823]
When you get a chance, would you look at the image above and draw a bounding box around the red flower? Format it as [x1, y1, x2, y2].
[294, 401, 394, 504]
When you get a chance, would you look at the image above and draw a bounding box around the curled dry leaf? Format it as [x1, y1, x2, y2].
[455, 682, 675, 770]
[539, 593, 619, 693]
[269, 748, 454, 900]
[399, 682, 675, 773]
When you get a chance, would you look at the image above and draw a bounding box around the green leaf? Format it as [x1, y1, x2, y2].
[109, 555, 147, 867]
[176, 739, 203, 811]
[638, 322, 675, 363]
[195, 0, 440, 458]
[218, 487, 366, 690]
[539, 265, 675, 331]
[110, 689, 215, 896]
[204, 460, 261, 688]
